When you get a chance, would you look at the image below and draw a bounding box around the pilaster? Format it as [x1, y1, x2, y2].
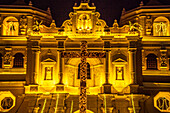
[26, 36, 41, 85]
[102, 40, 112, 94]
[55, 36, 67, 88]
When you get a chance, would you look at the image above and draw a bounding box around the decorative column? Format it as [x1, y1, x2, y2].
[25, 36, 41, 92]
[56, 40, 66, 91]
[32, 48, 40, 84]
[127, 36, 140, 93]
[58, 50, 63, 84]
[105, 50, 111, 84]
[102, 41, 112, 94]
[128, 48, 137, 85]
[79, 41, 87, 113]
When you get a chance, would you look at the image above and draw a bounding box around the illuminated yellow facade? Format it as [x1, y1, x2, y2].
[0, 0, 170, 113]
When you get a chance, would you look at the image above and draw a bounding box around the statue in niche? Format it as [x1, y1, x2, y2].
[78, 14, 91, 31]
[155, 22, 167, 36]
[44, 67, 53, 80]
[4, 21, 18, 36]
[116, 67, 124, 80]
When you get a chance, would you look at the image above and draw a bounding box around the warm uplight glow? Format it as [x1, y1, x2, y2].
[41, 98, 47, 113]
[131, 94, 136, 113]
[54, 94, 59, 113]
[70, 100, 73, 113]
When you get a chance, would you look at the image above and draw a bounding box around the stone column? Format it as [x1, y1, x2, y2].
[56, 51, 64, 91]
[31, 49, 40, 84]
[102, 50, 112, 94]
[128, 48, 137, 85]
[105, 50, 111, 84]
[58, 51, 63, 84]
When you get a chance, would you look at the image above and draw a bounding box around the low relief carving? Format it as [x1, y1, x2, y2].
[1, 97, 13, 109]
[157, 97, 169, 110]
[4, 52, 12, 64]
[160, 50, 167, 67]
[20, 15, 27, 35]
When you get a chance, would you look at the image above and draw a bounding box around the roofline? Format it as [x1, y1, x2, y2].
[0, 5, 50, 16]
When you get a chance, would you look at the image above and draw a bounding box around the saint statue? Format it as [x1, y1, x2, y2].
[116, 67, 124, 80]
[44, 67, 53, 80]
[155, 22, 167, 36]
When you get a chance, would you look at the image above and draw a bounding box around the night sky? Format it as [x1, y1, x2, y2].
[0, 0, 170, 26]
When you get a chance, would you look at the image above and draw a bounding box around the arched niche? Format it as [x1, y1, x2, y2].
[153, 16, 169, 36]
[77, 14, 92, 31]
[112, 54, 129, 92]
[40, 54, 57, 85]
[64, 58, 104, 89]
[2, 16, 19, 36]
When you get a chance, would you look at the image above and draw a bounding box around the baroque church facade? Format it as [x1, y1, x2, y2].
[0, 0, 170, 113]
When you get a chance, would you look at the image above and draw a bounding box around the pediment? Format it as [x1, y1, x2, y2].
[42, 58, 56, 62]
[113, 58, 126, 62]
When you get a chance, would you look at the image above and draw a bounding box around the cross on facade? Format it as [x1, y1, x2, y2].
[61, 41, 105, 113]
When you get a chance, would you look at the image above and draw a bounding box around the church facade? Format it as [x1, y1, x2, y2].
[0, 0, 170, 113]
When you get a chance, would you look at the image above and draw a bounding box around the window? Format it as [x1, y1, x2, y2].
[146, 53, 157, 70]
[3, 17, 19, 36]
[78, 62, 91, 79]
[153, 16, 169, 36]
[13, 53, 24, 68]
[0, 54, 2, 68]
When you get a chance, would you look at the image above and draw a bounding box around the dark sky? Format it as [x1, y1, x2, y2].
[0, 0, 170, 26]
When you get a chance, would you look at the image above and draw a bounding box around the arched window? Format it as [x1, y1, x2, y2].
[78, 62, 91, 79]
[13, 53, 24, 68]
[0, 53, 2, 68]
[153, 16, 169, 36]
[147, 53, 157, 70]
[3, 17, 19, 36]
